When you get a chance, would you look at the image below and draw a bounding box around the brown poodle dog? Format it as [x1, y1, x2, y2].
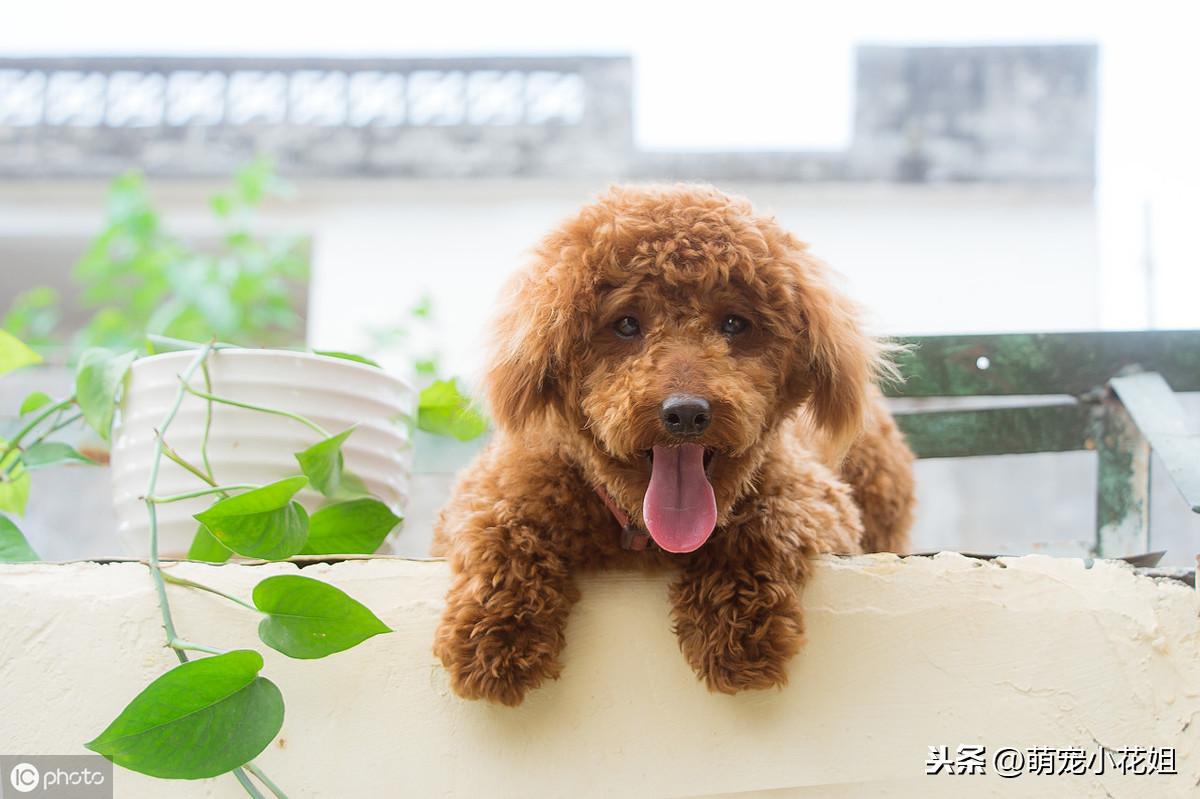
[431, 184, 915, 706]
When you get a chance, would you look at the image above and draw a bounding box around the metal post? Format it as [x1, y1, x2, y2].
[1093, 393, 1151, 557]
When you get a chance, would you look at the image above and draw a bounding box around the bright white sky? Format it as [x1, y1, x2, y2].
[4, 0, 1198, 327]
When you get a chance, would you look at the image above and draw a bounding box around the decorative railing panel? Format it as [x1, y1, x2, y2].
[0, 57, 632, 178]
[0, 47, 1096, 182]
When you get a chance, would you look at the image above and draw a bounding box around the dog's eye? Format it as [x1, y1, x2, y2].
[720, 315, 749, 336]
[613, 316, 641, 339]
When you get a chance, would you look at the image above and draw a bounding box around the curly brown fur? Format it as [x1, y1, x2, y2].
[432, 184, 915, 704]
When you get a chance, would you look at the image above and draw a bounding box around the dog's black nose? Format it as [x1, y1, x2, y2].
[660, 394, 711, 437]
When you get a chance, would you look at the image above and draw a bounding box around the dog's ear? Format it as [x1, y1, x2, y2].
[484, 260, 582, 432]
[783, 246, 888, 460]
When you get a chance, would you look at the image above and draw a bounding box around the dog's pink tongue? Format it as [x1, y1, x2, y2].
[643, 444, 717, 553]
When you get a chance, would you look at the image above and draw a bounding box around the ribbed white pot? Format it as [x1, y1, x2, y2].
[110, 349, 413, 558]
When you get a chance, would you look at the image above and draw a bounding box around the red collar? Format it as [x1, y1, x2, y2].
[593, 484, 652, 551]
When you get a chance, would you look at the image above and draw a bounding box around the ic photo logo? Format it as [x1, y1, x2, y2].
[1, 756, 111, 798]
[8, 762, 39, 793]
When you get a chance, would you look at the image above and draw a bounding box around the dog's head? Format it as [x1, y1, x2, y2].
[485, 184, 886, 552]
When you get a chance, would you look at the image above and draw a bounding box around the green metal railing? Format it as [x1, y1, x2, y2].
[888, 331, 1200, 557]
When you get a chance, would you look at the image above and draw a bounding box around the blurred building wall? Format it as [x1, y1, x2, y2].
[0, 178, 1101, 370]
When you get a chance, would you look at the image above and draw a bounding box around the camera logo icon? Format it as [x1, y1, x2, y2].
[9, 761, 40, 793]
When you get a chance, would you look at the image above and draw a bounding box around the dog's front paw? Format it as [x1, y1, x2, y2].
[670, 569, 805, 694]
[433, 596, 565, 706]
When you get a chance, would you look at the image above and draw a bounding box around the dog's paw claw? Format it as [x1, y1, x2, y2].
[673, 582, 806, 694]
[434, 616, 563, 706]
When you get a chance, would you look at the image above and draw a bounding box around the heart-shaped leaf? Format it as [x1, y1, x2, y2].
[75, 348, 137, 441]
[0, 330, 41, 376]
[0, 447, 30, 517]
[330, 469, 370, 500]
[187, 523, 233, 563]
[21, 442, 95, 470]
[301, 498, 401, 555]
[253, 574, 391, 659]
[194, 477, 309, 561]
[85, 649, 284, 779]
[18, 391, 53, 416]
[0, 515, 38, 562]
[417, 379, 488, 441]
[294, 428, 355, 497]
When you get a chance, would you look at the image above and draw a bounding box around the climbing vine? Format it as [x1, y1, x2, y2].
[1, 334, 401, 796]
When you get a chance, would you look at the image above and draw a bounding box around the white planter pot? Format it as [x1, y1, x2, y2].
[110, 349, 413, 558]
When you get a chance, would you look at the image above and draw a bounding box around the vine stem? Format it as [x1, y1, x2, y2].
[1, 396, 78, 478]
[232, 767, 267, 799]
[162, 571, 260, 613]
[26, 412, 84, 448]
[245, 762, 290, 799]
[199, 359, 217, 483]
[169, 639, 228, 656]
[4, 395, 76, 450]
[2, 410, 86, 481]
[147, 484, 259, 503]
[144, 344, 213, 661]
[157, 433, 218, 487]
[142, 342, 285, 798]
[181, 382, 331, 438]
[148, 334, 241, 353]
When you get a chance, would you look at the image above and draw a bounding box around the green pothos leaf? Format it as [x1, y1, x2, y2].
[0, 446, 30, 517]
[301, 498, 401, 555]
[313, 350, 381, 368]
[294, 428, 355, 497]
[0, 330, 41, 376]
[0, 514, 39, 562]
[75, 347, 137, 441]
[187, 524, 233, 563]
[417, 379, 488, 441]
[18, 391, 53, 416]
[253, 575, 391, 659]
[85, 650, 284, 779]
[21, 442, 95, 470]
[193, 477, 309, 561]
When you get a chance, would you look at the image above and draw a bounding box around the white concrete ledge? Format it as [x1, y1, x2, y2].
[1, 554, 1197, 798]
